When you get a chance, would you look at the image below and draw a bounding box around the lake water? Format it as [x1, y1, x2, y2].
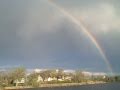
[23, 83, 120, 90]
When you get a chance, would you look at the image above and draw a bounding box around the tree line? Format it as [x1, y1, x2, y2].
[0, 67, 120, 87]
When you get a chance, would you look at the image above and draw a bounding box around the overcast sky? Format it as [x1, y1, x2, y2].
[0, 0, 120, 73]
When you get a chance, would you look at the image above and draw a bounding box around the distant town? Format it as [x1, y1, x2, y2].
[0, 67, 120, 89]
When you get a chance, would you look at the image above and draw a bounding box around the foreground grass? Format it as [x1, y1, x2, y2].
[4, 81, 106, 90]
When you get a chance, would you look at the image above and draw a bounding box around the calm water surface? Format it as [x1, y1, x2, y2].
[24, 83, 120, 90]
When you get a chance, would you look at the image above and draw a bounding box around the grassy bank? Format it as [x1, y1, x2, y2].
[4, 81, 106, 90]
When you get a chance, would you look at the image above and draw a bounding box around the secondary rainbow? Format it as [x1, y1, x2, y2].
[48, 0, 113, 74]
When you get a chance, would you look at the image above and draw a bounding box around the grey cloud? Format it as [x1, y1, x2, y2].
[0, 0, 112, 72]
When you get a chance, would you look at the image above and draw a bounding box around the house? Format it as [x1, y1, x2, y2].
[48, 77, 53, 81]
[57, 76, 65, 81]
[37, 75, 43, 82]
[58, 78, 64, 81]
[21, 78, 25, 83]
[14, 78, 25, 86]
[64, 76, 72, 81]
[44, 77, 57, 82]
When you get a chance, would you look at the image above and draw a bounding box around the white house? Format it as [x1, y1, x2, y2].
[44, 77, 57, 82]
[48, 77, 53, 81]
[64, 76, 72, 81]
[14, 78, 25, 86]
[37, 75, 43, 82]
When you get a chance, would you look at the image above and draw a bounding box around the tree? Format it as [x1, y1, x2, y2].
[8, 67, 26, 86]
[0, 71, 9, 87]
[27, 73, 39, 87]
[0, 67, 26, 87]
[73, 70, 85, 83]
[114, 76, 120, 82]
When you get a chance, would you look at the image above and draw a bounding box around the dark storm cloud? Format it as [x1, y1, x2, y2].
[0, 0, 119, 72]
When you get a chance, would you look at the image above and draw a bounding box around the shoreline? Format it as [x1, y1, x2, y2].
[4, 81, 106, 90]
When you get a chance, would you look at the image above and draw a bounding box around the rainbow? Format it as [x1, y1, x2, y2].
[47, 0, 113, 74]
